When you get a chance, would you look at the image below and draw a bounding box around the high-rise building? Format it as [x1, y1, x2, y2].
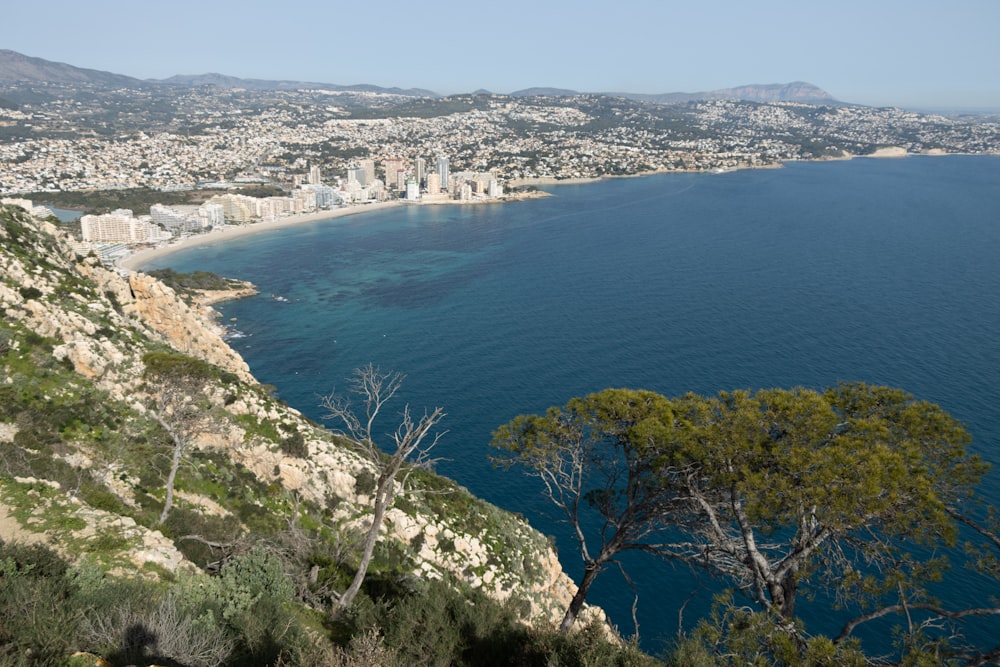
[405, 179, 420, 201]
[347, 167, 365, 186]
[426, 172, 441, 195]
[360, 159, 376, 186]
[414, 157, 426, 187]
[437, 157, 449, 191]
[308, 164, 322, 185]
[383, 158, 404, 190]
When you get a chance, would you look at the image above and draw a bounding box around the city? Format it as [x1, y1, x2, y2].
[2, 79, 1000, 256]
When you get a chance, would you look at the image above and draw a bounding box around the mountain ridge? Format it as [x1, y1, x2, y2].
[1, 49, 839, 105]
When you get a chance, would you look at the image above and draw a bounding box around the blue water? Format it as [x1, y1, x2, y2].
[144, 156, 1000, 653]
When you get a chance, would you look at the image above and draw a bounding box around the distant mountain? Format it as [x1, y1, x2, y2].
[0, 50, 838, 106]
[0, 50, 436, 98]
[613, 82, 838, 105]
[159, 72, 437, 98]
[0, 49, 146, 88]
[508, 81, 837, 105]
[509, 87, 582, 98]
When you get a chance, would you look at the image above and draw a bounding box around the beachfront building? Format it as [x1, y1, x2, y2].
[206, 194, 256, 224]
[437, 157, 449, 192]
[426, 172, 441, 195]
[383, 157, 404, 190]
[81, 209, 169, 244]
[488, 179, 503, 198]
[300, 184, 343, 209]
[347, 167, 365, 187]
[405, 179, 420, 201]
[198, 203, 225, 228]
[360, 159, 376, 186]
[150, 204, 208, 234]
[414, 157, 426, 187]
[308, 164, 322, 185]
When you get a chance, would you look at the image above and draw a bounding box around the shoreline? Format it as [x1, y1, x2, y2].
[118, 200, 407, 271]
[118, 192, 553, 271]
[117, 150, 979, 272]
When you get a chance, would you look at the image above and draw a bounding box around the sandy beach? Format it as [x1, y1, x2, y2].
[117, 190, 556, 272]
[118, 200, 406, 271]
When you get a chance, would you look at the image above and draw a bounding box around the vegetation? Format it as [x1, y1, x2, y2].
[320, 364, 444, 611]
[492, 388, 685, 632]
[23, 187, 226, 216]
[0, 539, 660, 667]
[493, 384, 1000, 664]
[146, 267, 249, 294]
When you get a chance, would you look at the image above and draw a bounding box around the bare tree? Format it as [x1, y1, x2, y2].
[321, 363, 444, 611]
[142, 353, 217, 526]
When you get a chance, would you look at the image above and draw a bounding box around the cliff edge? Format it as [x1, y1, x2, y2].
[0, 204, 600, 634]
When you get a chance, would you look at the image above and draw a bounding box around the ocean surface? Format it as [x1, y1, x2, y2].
[143, 155, 1000, 653]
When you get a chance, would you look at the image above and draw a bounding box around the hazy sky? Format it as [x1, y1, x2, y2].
[5, 0, 999, 109]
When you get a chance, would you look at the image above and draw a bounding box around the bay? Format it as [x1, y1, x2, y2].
[144, 155, 1000, 652]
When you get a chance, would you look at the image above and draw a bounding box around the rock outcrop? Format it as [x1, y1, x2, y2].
[0, 204, 591, 630]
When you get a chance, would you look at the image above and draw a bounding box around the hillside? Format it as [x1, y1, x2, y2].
[0, 204, 642, 665]
[0, 49, 145, 88]
[1, 49, 833, 105]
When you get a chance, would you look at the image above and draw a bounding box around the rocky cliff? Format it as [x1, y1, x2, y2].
[0, 204, 594, 630]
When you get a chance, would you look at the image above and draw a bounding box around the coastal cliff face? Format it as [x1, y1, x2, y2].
[0, 204, 589, 628]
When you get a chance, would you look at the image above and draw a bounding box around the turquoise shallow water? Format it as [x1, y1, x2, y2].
[145, 155, 1000, 651]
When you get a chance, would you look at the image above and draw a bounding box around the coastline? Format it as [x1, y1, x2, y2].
[118, 149, 973, 272]
[118, 200, 406, 271]
[118, 191, 555, 272]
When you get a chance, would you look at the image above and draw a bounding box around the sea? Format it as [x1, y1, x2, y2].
[141, 155, 1000, 654]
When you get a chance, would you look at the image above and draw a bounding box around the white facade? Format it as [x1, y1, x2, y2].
[198, 203, 225, 227]
[405, 179, 420, 201]
[308, 164, 322, 185]
[150, 204, 207, 234]
[426, 172, 441, 195]
[81, 209, 168, 243]
[300, 184, 342, 208]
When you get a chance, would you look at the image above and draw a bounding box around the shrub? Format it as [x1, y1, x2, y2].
[0, 542, 84, 662]
[279, 431, 309, 458]
[83, 595, 233, 667]
[354, 470, 376, 496]
[18, 285, 42, 300]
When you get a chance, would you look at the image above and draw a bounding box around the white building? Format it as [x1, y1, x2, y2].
[198, 203, 226, 228]
[405, 179, 420, 201]
[150, 204, 207, 234]
[426, 172, 441, 195]
[300, 184, 343, 209]
[81, 209, 169, 243]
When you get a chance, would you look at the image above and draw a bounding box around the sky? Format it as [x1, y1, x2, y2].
[5, 0, 999, 110]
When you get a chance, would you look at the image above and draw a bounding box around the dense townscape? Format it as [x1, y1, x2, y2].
[2, 81, 999, 197]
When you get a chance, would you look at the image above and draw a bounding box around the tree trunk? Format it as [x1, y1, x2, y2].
[157, 436, 184, 525]
[560, 561, 602, 632]
[336, 476, 391, 611]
